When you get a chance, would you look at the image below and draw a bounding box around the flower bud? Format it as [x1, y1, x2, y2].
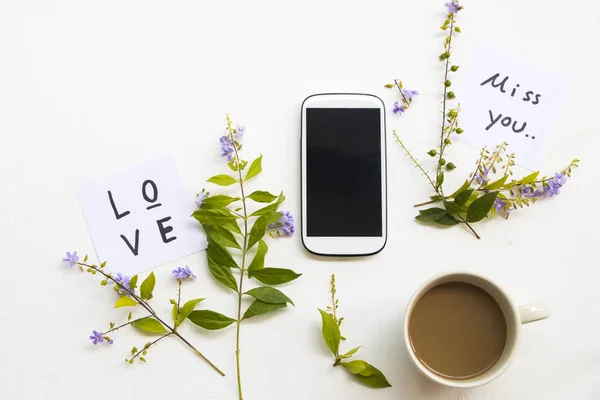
[440, 158, 446, 166]
[450, 65, 460, 72]
[444, 138, 452, 145]
[455, 27, 461, 33]
[439, 52, 450, 60]
[446, 162, 456, 170]
[447, 91, 456, 99]
[384, 83, 394, 88]
[456, 127, 464, 134]
[427, 150, 437, 157]
[444, 80, 452, 87]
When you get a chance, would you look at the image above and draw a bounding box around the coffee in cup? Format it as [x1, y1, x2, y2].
[403, 272, 549, 388]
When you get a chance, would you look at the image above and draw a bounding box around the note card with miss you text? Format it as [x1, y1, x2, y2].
[76, 156, 207, 276]
[457, 45, 570, 170]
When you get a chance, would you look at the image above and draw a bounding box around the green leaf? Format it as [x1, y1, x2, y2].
[249, 268, 302, 285]
[247, 190, 278, 203]
[485, 175, 508, 190]
[338, 346, 361, 359]
[342, 360, 370, 374]
[449, 180, 470, 198]
[318, 309, 341, 356]
[242, 299, 286, 320]
[140, 272, 156, 300]
[466, 191, 499, 222]
[207, 174, 238, 186]
[222, 220, 242, 235]
[133, 317, 168, 334]
[192, 208, 238, 225]
[244, 155, 263, 181]
[207, 254, 238, 292]
[415, 207, 446, 222]
[454, 189, 474, 206]
[204, 225, 241, 250]
[207, 239, 239, 270]
[129, 275, 139, 291]
[187, 310, 236, 330]
[250, 193, 285, 217]
[247, 211, 282, 250]
[114, 296, 137, 308]
[247, 240, 268, 271]
[244, 287, 294, 305]
[352, 364, 392, 388]
[518, 171, 540, 185]
[437, 171, 444, 187]
[434, 213, 460, 226]
[172, 303, 178, 325]
[203, 195, 240, 206]
[443, 200, 464, 215]
[177, 298, 206, 325]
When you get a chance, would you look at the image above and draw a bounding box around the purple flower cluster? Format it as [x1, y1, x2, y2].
[89, 330, 113, 345]
[474, 167, 490, 185]
[114, 273, 133, 296]
[172, 265, 197, 280]
[195, 191, 209, 208]
[393, 102, 405, 115]
[493, 197, 515, 218]
[235, 124, 245, 141]
[269, 211, 295, 237]
[445, 0, 461, 14]
[62, 251, 79, 268]
[220, 136, 235, 162]
[521, 172, 567, 198]
[402, 89, 419, 99]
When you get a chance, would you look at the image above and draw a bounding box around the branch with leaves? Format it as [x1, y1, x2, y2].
[61, 252, 225, 375]
[387, 0, 579, 239]
[318, 275, 391, 389]
[189, 115, 301, 400]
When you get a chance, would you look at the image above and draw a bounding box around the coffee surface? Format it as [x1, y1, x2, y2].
[408, 282, 507, 380]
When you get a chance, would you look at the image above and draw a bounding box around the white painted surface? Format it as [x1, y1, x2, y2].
[0, 1, 598, 399]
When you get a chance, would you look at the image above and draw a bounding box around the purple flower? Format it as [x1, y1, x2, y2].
[402, 89, 419, 99]
[89, 330, 104, 345]
[220, 136, 235, 162]
[269, 211, 295, 237]
[445, 0, 461, 14]
[195, 191, 209, 208]
[393, 102, 405, 115]
[474, 167, 490, 185]
[494, 198, 506, 213]
[234, 124, 245, 141]
[172, 265, 197, 280]
[62, 251, 79, 268]
[114, 273, 133, 296]
[521, 185, 546, 198]
[547, 172, 567, 197]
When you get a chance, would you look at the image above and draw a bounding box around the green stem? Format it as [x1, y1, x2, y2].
[174, 280, 182, 332]
[75, 262, 226, 377]
[394, 131, 438, 193]
[456, 215, 480, 239]
[436, 16, 456, 190]
[229, 117, 249, 400]
[129, 332, 173, 362]
[105, 316, 150, 335]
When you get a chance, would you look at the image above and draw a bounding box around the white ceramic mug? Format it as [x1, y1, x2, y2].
[403, 271, 549, 388]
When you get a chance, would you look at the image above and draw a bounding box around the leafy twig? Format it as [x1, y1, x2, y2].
[318, 275, 391, 389]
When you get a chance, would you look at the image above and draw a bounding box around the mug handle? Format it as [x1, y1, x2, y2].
[518, 303, 550, 324]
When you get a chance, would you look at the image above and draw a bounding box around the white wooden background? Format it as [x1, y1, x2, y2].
[1, 1, 599, 399]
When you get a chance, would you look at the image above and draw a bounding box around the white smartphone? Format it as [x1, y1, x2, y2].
[301, 93, 387, 256]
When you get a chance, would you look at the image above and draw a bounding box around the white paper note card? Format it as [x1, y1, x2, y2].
[457, 45, 570, 169]
[76, 156, 206, 276]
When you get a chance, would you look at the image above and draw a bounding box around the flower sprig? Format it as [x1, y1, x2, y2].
[318, 275, 391, 389]
[61, 251, 225, 375]
[190, 115, 301, 400]
[388, 0, 579, 239]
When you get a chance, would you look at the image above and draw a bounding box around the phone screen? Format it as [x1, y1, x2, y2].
[306, 108, 382, 237]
